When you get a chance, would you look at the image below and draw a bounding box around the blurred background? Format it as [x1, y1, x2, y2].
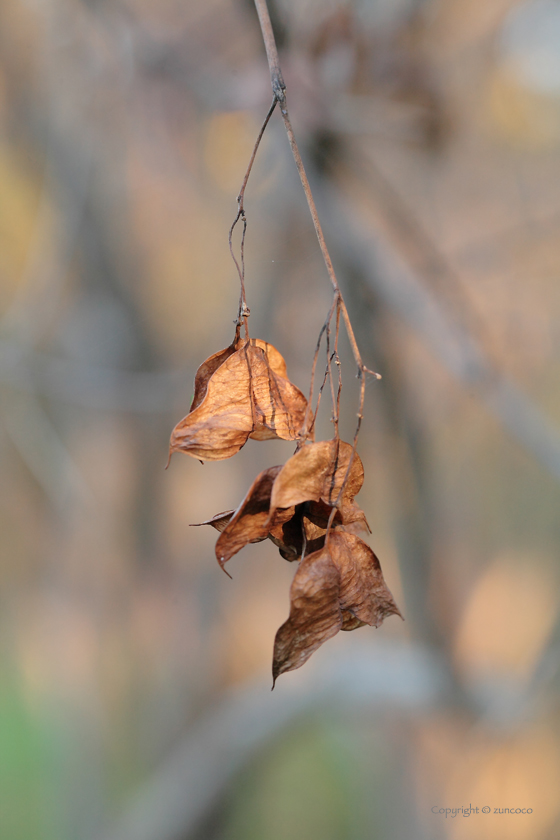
[2, 0, 560, 838]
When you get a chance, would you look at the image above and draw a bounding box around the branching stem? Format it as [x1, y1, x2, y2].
[253, 0, 379, 387]
[253, 0, 379, 540]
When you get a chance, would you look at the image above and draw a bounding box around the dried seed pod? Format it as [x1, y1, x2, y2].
[215, 466, 292, 568]
[272, 531, 402, 683]
[169, 339, 307, 462]
[191, 511, 235, 533]
[268, 500, 342, 561]
[190, 337, 241, 413]
[269, 439, 364, 514]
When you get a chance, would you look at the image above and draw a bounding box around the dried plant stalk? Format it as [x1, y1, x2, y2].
[168, 0, 402, 685]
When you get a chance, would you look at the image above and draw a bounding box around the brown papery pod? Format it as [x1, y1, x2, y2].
[245, 343, 307, 441]
[272, 531, 402, 684]
[268, 502, 328, 561]
[189, 333, 283, 413]
[189, 337, 241, 413]
[169, 340, 307, 462]
[268, 500, 343, 562]
[269, 439, 365, 515]
[272, 548, 342, 685]
[195, 488, 334, 569]
[267, 512, 303, 561]
[215, 466, 292, 568]
[191, 510, 234, 533]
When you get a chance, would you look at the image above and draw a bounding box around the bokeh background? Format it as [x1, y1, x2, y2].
[2, 0, 560, 838]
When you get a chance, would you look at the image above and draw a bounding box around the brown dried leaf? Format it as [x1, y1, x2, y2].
[245, 344, 307, 442]
[169, 341, 307, 461]
[331, 532, 402, 628]
[267, 510, 304, 561]
[191, 510, 234, 533]
[252, 339, 287, 379]
[170, 349, 254, 460]
[215, 466, 295, 568]
[190, 345, 240, 413]
[272, 549, 342, 684]
[270, 439, 364, 513]
[339, 499, 371, 535]
[205, 472, 332, 569]
[267, 500, 337, 562]
[272, 531, 402, 683]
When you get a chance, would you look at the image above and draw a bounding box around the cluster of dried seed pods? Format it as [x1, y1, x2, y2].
[169, 328, 402, 685]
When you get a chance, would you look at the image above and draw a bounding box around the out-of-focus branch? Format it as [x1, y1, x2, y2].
[0, 343, 181, 413]
[315, 177, 560, 485]
[1, 389, 92, 511]
[95, 641, 446, 840]
[341, 148, 491, 352]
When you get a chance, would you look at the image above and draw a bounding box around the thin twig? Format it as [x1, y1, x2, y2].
[238, 97, 277, 214]
[229, 213, 249, 337]
[311, 366, 330, 440]
[301, 294, 337, 440]
[229, 97, 277, 336]
[333, 299, 342, 430]
[325, 381, 365, 536]
[326, 336, 338, 438]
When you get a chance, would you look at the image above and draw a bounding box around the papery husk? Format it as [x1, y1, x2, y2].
[169, 339, 307, 461]
[269, 439, 364, 513]
[272, 531, 402, 683]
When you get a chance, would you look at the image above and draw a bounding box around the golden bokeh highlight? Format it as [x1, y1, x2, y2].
[454, 553, 557, 680]
[415, 719, 560, 840]
[487, 63, 560, 148]
[448, 726, 560, 840]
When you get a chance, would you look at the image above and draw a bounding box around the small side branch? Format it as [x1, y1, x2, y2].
[236, 97, 277, 216]
[229, 97, 277, 335]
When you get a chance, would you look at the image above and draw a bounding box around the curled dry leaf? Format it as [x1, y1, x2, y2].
[272, 531, 402, 683]
[191, 510, 234, 533]
[252, 339, 288, 379]
[267, 514, 302, 561]
[273, 549, 342, 685]
[270, 439, 365, 515]
[170, 348, 254, 461]
[245, 343, 306, 442]
[332, 531, 401, 627]
[198, 454, 369, 567]
[215, 466, 292, 568]
[169, 339, 307, 462]
[190, 342, 240, 413]
[338, 499, 371, 535]
[190, 332, 285, 413]
[268, 500, 341, 561]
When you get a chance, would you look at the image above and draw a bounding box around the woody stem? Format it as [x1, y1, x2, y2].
[253, 0, 376, 382]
